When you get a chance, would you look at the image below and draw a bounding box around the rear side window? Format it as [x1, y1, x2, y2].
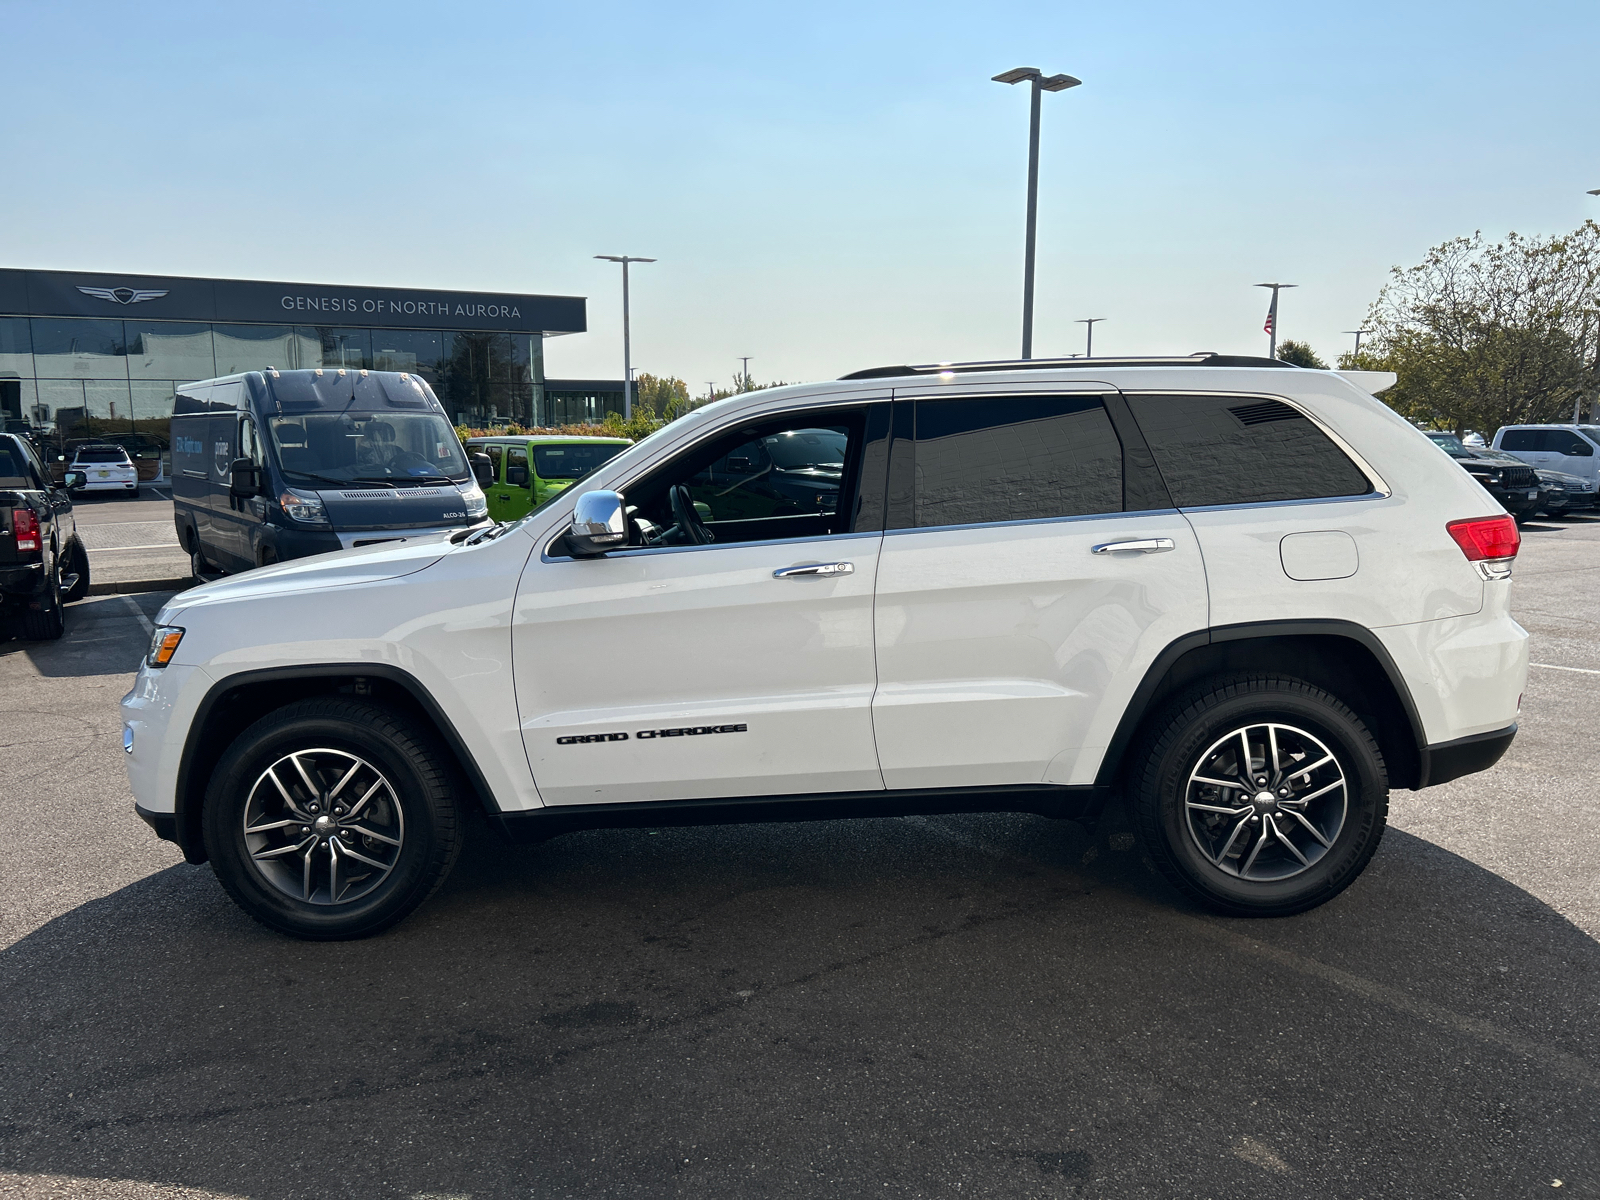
[1498, 429, 1544, 452]
[1127, 394, 1372, 508]
[907, 395, 1123, 529]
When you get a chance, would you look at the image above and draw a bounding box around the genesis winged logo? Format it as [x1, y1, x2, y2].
[77, 285, 169, 305]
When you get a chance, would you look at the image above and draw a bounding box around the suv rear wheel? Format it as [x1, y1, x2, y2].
[1129, 675, 1388, 917]
[202, 699, 463, 939]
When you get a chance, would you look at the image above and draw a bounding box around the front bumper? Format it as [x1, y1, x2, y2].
[135, 801, 178, 843]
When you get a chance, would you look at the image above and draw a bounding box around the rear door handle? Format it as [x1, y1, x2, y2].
[1091, 538, 1175, 554]
[774, 561, 854, 578]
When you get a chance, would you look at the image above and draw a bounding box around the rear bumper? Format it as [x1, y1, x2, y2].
[0, 562, 46, 598]
[1419, 724, 1516, 788]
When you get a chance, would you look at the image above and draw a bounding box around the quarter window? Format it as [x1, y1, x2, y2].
[903, 395, 1123, 529]
[1127, 394, 1372, 508]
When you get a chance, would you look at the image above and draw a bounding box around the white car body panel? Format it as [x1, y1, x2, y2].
[121, 366, 1529, 833]
[1490, 424, 1600, 486]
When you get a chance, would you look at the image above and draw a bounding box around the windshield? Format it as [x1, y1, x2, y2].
[74, 447, 129, 464]
[765, 429, 847, 471]
[268, 411, 468, 486]
[534, 443, 627, 480]
[1580, 426, 1600, 443]
[1426, 432, 1471, 459]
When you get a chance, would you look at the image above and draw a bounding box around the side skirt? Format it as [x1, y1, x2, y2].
[492, 784, 1109, 843]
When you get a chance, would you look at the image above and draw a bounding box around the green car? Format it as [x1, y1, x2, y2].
[466, 435, 632, 523]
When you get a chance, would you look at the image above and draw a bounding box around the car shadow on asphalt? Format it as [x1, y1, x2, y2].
[2, 807, 1596, 1199]
[0, 592, 168, 678]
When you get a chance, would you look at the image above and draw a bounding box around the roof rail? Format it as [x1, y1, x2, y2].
[838, 353, 1294, 381]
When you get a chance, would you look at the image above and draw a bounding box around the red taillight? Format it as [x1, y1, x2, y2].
[11, 507, 39, 553]
[1447, 516, 1519, 561]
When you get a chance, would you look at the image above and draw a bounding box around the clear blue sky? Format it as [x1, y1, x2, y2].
[4, 0, 1597, 391]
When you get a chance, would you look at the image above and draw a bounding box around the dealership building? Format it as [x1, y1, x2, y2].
[0, 268, 630, 470]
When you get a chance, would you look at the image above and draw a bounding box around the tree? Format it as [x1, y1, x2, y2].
[634, 373, 691, 419]
[1276, 340, 1328, 369]
[1353, 222, 1600, 435]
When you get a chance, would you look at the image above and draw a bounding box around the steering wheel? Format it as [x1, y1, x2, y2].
[669, 484, 714, 545]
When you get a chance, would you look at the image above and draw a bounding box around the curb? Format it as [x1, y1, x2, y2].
[87, 578, 193, 596]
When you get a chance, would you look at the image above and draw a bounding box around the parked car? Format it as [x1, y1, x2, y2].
[1533, 468, 1598, 516]
[0, 433, 90, 639]
[124, 355, 1527, 939]
[1491, 425, 1600, 490]
[1424, 432, 1542, 521]
[68, 443, 140, 496]
[465, 435, 630, 524]
[171, 370, 489, 577]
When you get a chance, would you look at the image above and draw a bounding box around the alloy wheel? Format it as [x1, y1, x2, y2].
[241, 748, 405, 905]
[1183, 722, 1347, 881]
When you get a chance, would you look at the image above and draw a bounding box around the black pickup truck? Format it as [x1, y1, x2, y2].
[0, 433, 91, 639]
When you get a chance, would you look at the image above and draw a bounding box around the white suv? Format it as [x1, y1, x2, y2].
[121, 356, 1528, 939]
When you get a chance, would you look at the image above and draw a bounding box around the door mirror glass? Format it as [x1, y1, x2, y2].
[566, 490, 627, 557]
[229, 457, 260, 498]
[470, 452, 494, 487]
[505, 464, 529, 487]
[63, 471, 86, 491]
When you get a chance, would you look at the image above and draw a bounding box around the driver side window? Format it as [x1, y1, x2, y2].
[623, 406, 874, 549]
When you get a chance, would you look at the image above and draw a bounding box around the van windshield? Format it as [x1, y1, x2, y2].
[268, 412, 468, 486]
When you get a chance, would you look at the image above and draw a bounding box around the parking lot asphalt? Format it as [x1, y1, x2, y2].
[68, 491, 189, 587]
[2, 518, 1598, 1199]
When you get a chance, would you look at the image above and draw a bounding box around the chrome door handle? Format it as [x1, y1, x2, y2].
[773, 561, 854, 578]
[1091, 538, 1175, 554]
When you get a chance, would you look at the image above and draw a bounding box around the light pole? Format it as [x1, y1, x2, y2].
[993, 67, 1081, 360]
[594, 254, 656, 420]
[1343, 328, 1372, 357]
[738, 356, 752, 392]
[1255, 283, 1297, 360]
[1075, 317, 1105, 358]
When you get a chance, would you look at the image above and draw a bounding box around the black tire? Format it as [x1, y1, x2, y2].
[63, 539, 90, 603]
[202, 699, 464, 940]
[1128, 675, 1388, 917]
[191, 547, 214, 580]
[21, 565, 65, 640]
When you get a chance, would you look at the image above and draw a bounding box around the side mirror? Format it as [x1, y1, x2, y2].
[566, 490, 627, 557]
[63, 471, 86, 491]
[470, 452, 494, 487]
[229, 457, 260, 498]
[505, 464, 529, 487]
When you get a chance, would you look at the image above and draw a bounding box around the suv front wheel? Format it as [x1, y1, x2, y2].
[1129, 676, 1388, 917]
[202, 698, 463, 939]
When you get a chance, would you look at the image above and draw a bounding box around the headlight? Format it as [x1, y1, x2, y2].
[277, 488, 330, 527]
[460, 484, 488, 519]
[147, 625, 184, 668]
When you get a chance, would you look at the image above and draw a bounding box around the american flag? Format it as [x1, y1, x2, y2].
[1263, 304, 1275, 336]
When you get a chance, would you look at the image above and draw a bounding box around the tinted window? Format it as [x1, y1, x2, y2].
[0, 441, 30, 488]
[1547, 431, 1594, 457]
[1498, 429, 1544, 452]
[907, 395, 1122, 529]
[534, 443, 626, 480]
[74, 447, 130, 464]
[1128, 394, 1372, 508]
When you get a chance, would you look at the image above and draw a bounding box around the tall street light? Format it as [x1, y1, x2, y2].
[993, 67, 1081, 360]
[1343, 328, 1372, 357]
[1075, 317, 1105, 358]
[594, 255, 655, 420]
[1255, 282, 1296, 360]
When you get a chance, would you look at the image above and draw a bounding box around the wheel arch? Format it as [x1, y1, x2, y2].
[172, 664, 502, 864]
[1095, 621, 1428, 796]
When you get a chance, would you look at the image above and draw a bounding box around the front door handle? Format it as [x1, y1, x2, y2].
[773, 561, 854, 578]
[1091, 538, 1175, 555]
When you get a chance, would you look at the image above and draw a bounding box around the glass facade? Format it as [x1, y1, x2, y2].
[0, 314, 546, 478]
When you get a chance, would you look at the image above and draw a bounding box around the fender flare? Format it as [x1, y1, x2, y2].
[1093, 619, 1430, 791]
[171, 662, 503, 863]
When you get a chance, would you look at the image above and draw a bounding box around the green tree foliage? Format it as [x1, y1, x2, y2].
[1276, 340, 1328, 369]
[634, 373, 691, 419]
[1352, 222, 1600, 435]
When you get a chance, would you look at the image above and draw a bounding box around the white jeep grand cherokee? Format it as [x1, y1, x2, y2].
[122, 355, 1528, 939]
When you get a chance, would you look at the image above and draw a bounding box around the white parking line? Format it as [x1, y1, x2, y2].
[86, 544, 181, 553]
[116, 595, 155, 635]
[1529, 662, 1600, 675]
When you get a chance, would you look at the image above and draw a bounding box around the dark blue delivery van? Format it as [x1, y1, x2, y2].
[171, 368, 489, 575]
